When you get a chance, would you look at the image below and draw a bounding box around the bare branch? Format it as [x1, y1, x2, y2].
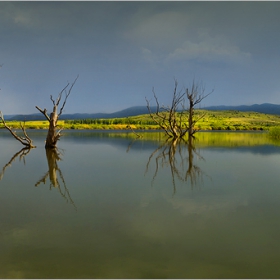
[55, 83, 69, 108]
[146, 79, 190, 139]
[0, 111, 35, 148]
[58, 75, 79, 117]
[146, 78, 212, 139]
[50, 95, 56, 106]
[186, 80, 213, 136]
[35, 106, 51, 122]
[146, 96, 173, 137]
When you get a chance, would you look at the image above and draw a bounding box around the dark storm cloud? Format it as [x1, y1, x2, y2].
[0, 1, 280, 114]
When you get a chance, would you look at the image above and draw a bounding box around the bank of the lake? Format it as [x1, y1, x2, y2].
[2, 110, 280, 131]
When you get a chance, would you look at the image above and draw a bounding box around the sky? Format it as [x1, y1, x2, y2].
[0, 1, 280, 115]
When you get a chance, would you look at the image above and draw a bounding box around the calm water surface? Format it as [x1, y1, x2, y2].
[0, 130, 280, 278]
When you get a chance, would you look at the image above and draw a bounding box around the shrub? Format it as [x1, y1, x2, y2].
[268, 126, 280, 139]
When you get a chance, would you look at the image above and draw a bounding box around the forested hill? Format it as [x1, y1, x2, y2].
[6, 106, 155, 121]
[203, 103, 280, 115]
[5, 103, 280, 121]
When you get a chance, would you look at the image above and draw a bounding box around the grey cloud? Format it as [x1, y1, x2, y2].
[123, 9, 189, 51]
[123, 2, 280, 57]
[0, 1, 280, 114]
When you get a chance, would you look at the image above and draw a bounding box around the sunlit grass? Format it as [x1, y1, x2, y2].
[1, 110, 280, 131]
[268, 126, 280, 139]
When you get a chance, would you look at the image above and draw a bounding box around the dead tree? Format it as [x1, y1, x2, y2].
[36, 76, 78, 148]
[186, 81, 213, 137]
[145, 137, 205, 195]
[0, 111, 35, 148]
[146, 79, 189, 139]
[146, 79, 213, 140]
[35, 148, 76, 210]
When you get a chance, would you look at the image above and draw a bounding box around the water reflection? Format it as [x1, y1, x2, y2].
[1, 131, 280, 278]
[145, 136, 206, 194]
[35, 148, 76, 209]
[0, 147, 32, 181]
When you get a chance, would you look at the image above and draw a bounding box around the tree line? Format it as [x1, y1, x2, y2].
[64, 118, 157, 125]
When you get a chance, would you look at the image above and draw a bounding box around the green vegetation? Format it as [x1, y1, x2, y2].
[1, 110, 280, 131]
[268, 126, 280, 139]
[195, 110, 280, 131]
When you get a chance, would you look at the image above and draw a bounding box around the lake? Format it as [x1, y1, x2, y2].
[0, 130, 280, 278]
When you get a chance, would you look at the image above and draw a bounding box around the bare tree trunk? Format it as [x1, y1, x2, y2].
[36, 76, 78, 149]
[188, 101, 194, 137]
[186, 80, 214, 137]
[45, 105, 59, 148]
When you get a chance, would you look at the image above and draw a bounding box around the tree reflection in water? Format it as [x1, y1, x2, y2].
[145, 136, 206, 195]
[0, 147, 32, 181]
[35, 148, 76, 210]
[0, 146, 76, 209]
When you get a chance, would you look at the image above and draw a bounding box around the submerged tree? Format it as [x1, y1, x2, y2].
[145, 137, 206, 195]
[146, 80, 188, 139]
[146, 79, 213, 140]
[36, 75, 78, 148]
[0, 111, 35, 148]
[186, 81, 213, 137]
[35, 148, 76, 209]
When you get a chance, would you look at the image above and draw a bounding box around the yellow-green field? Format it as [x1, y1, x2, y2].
[1, 110, 280, 131]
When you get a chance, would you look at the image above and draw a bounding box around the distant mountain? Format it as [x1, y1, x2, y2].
[6, 106, 154, 121]
[60, 106, 154, 120]
[6, 113, 45, 121]
[5, 103, 280, 121]
[203, 103, 280, 115]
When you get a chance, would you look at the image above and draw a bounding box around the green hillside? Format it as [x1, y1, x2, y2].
[62, 109, 280, 131]
[2, 109, 280, 131]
